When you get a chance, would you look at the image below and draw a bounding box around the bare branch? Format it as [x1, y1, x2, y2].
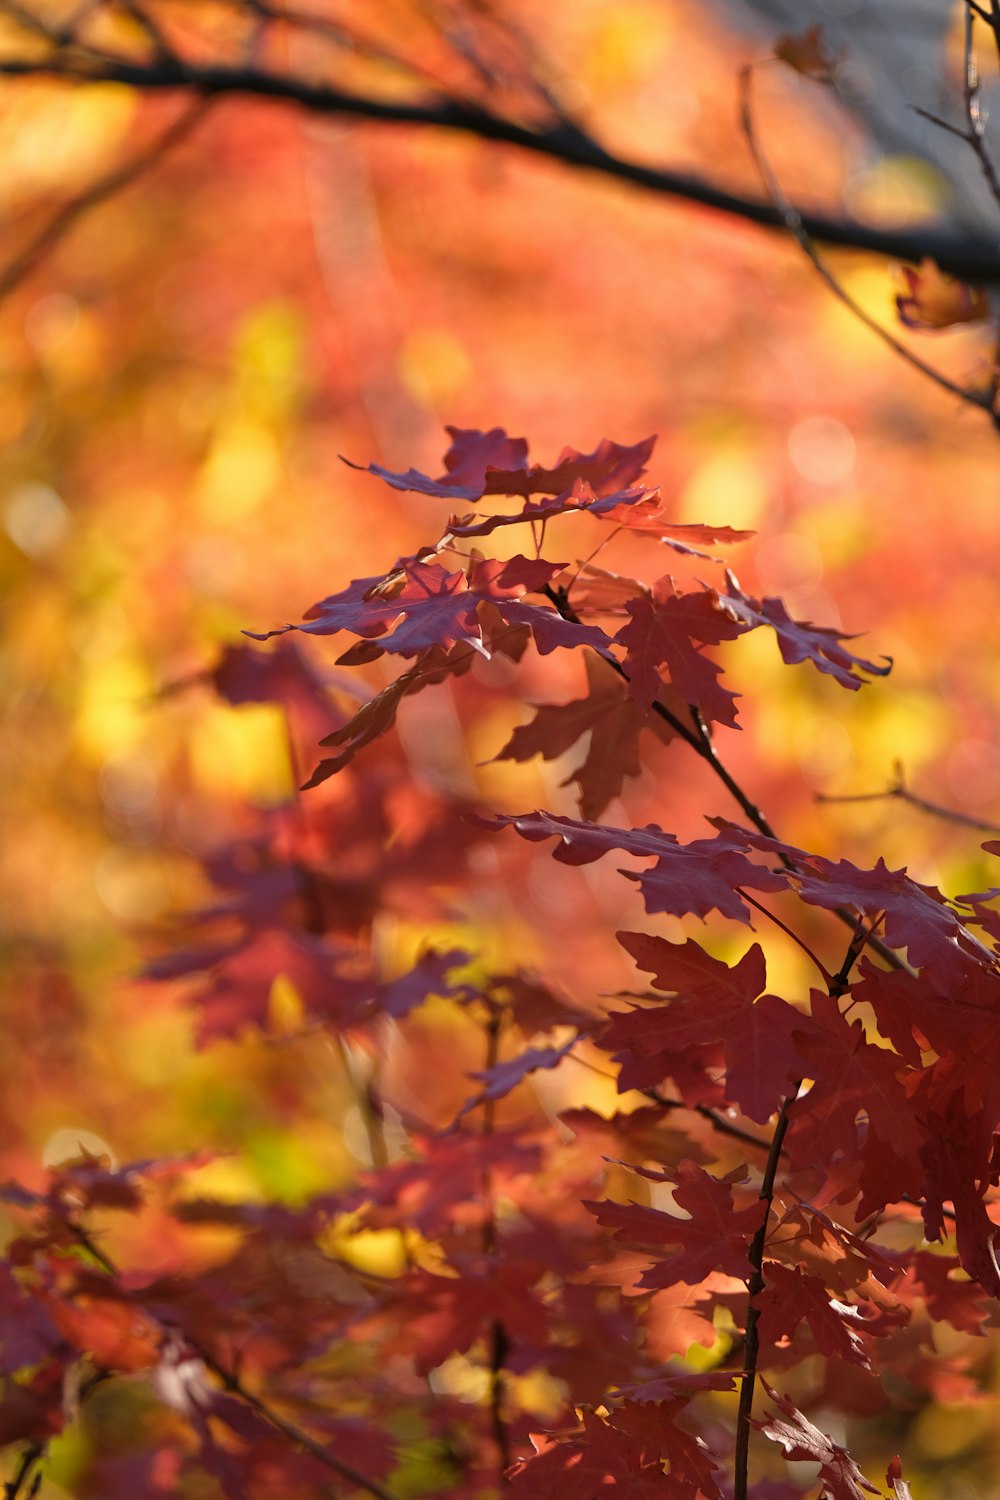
[739, 63, 998, 428]
[0, 48, 997, 280]
[818, 761, 1000, 836]
[0, 95, 210, 303]
[70, 1225, 401, 1500]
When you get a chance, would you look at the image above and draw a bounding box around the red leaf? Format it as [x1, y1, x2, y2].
[754, 1263, 872, 1367]
[586, 1162, 766, 1288]
[615, 577, 744, 722]
[717, 573, 890, 689]
[775, 24, 838, 81]
[494, 655, 676, 819]
[347, 427, 656, 502]
[886, 1455, 914, 1500]
[252, 555, 610, 661]
[755, 1382, 879, 1500]
[484, 812, 787, 923]
[894, 259, 988, 331]
[0, 1262, 63, 1373]
[462, 1036, 580, 1110]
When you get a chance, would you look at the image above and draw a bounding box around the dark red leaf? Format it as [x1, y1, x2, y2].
[755, 1382, 879, 1500]
[494, 655, 676, 819]
[484, 812, 787, 923]
[586, 1162, 766, 1288]
[615, 577, 744, 721]
[717, 572, 891, 689]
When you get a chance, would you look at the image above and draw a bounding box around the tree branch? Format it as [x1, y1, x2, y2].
[69, 1226, 401, 1500]
[0, 95, 211, 303]
[818, 760, 1000, 835]
[0, 49, 999, 280]
[739, 63, 997, 426]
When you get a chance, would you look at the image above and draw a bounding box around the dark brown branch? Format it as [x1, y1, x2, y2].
[733, 1087, 797, 1500]
[918, 10, 1000, 214]
[0, 50, 998, 280]
[0, 95, 211, 303]
[739, 63, 997, 427]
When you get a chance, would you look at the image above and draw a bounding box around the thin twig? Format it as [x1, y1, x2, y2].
[0, 95, 211, 304]
[739, 63, 998, 427]
[919, 10, 1000, 212]
[69, 1226, 401, 1500]
[0, 49, 997, 280]
[646, 1087, 773, 1154]
[566, 1051, 774, 1153]
[817, 761, 1000, 836]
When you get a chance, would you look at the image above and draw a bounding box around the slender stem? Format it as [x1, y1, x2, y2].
[645, 1087, 772, 1154]
[565, 1049, 775, 1153]
[739, 64, 997, 427]
[734, 907, 881, 1500]
[740, 891, 832, 984]
[818, 764, 1000, 836]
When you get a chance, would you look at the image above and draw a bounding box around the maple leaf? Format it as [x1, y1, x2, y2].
[729, 825, 998, 988]
[302, 643, 473, 786]
[916, 1083, 1000, 1295]
[347, 1130, 541, 1238]
[775, 24, 838, 82]
[784, 992, 921, 1211]
[754, 1262, 872, 1367]
[0, 1360, 65, 1448]
[444, 478, 755, 559]
[717, 573, 890, 689]
[346, 427, 656, 502]
[493, 655, 676, 819]
[358, 1255, 553, 1375]
[586, 1161, 766, 1288]
[615, 576, 744, 721]
[510, 1405, 720, 1500]
[607, 935, 800, 1121]
[894, 259, 988, 331]
[250, 555, 610, 663]
[754, 1382, 879, 1500]
[460, 1035, 580, 1112]
[484, 812, 787, 923]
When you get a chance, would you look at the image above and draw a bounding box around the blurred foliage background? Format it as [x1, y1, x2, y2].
[2, 0, 1000, 1493]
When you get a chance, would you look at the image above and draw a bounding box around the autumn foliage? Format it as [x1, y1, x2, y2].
[4, 415, 1000, 1500]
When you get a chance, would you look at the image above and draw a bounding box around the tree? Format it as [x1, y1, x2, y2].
[2, 4, 1000, 1499]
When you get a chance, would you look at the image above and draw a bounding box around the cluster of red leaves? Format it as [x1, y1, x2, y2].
[2, 426, 993, 1499]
